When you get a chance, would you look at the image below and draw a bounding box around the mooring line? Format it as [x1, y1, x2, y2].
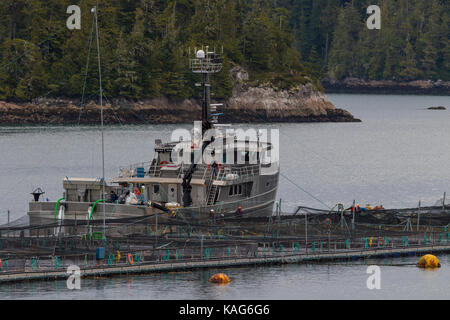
[323, 262, 417, 267]
[280, 173, 331, 210]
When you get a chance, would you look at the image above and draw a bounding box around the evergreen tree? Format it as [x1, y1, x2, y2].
[0, 0, 447, 102]
[328, 4, 363, 80]
[399, 38, 423, 80]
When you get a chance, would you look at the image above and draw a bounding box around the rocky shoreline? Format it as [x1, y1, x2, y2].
[322, 78, 450, 95]
[0, 97, 359, 125]
[0, 69, 361, 125]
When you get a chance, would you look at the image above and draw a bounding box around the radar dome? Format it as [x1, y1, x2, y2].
[196, 50, 205, 59]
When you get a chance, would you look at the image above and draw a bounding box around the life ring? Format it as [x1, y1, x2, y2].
[160, 161, 169, 167]
[127, 253, 134, 265]
[324, 218, 332, 225]
[378, 237, 384, 246]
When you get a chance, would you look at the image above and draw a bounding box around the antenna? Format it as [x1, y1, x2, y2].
[190, 45, 223, 132]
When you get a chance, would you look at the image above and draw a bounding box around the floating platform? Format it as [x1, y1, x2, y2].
[0, 243, 449, 284]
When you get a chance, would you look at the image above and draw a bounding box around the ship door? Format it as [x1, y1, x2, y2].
[152, 184, 161, 202]
[168, 184, 178, 203]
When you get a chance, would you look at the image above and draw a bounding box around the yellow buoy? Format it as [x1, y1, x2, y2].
[417, 254, 441, 268]
[209, 273, 231, 284]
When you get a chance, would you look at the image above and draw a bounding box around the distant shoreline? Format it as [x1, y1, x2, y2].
[0, 98, 361, 126]
[322, 78, 450, 96]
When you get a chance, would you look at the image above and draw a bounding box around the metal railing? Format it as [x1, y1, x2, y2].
[118, 161, 153, 178]
[117, 161, 261, 183]
[1, 233, 450, 276]
[215, 164, 261, 182]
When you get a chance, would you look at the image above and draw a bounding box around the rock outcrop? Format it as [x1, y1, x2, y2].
[226, 67, 358, 122]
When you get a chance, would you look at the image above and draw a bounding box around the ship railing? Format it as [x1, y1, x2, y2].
[177, 164, 210, 180]
[190, 57, 222, 73]
[118, 162, 260, 181]
[215, 164, 261, 182]
[118, 161, 153, 178]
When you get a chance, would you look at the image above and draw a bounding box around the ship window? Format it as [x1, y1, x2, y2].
[153, 184, 160, 194]
[229, 185, 243, 196]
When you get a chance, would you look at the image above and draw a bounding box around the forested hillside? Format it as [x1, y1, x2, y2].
[0, 0, 448, 102]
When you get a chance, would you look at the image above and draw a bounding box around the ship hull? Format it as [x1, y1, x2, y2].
[27, 184, 278, 231]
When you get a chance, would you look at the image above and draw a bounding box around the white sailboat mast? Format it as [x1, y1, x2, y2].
[93, 5, 106, 237]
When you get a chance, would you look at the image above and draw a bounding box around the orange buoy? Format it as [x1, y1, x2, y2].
[417, 254, 441, 268]
[209, 273, 231, 284]
[127, 253, 134, 265]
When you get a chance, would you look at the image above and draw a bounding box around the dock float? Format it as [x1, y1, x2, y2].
[1, 243, 449, 283]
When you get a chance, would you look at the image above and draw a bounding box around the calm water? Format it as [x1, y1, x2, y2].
[0, 93, 449, 299]
[2, 255, 450, 300]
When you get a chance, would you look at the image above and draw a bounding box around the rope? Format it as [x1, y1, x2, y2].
[77, 14, 96, 125]
[0, 33, 57, 71]
[102, 92, 124, 126]
[280, 173, 331, 210]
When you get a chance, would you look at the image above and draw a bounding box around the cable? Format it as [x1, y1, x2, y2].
[0, 33, 57, 71]
[77, 13, 96, 125]
[102, 92, 124, 126]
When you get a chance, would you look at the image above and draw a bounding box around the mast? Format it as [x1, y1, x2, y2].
[190, 46, 222, 133]
[181, 46, 223, 207]
[93, 5, 106, 237]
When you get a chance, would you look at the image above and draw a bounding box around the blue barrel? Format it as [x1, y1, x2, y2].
[136, 167, 145, 178]
[96, 247, 105, 260]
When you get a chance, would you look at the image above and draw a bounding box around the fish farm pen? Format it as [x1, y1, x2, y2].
[1, 205, 450, 283]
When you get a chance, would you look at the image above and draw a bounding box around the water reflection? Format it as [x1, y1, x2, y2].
[1, 94, 450, 299]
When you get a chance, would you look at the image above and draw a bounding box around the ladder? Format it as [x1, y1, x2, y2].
[207, 184, 218, 205]
[154, 166, 161, 177]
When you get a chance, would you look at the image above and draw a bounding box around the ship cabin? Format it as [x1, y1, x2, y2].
[109, 135, 277, 209]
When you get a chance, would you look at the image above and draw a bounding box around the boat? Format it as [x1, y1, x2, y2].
[27, 13, 280, 234]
